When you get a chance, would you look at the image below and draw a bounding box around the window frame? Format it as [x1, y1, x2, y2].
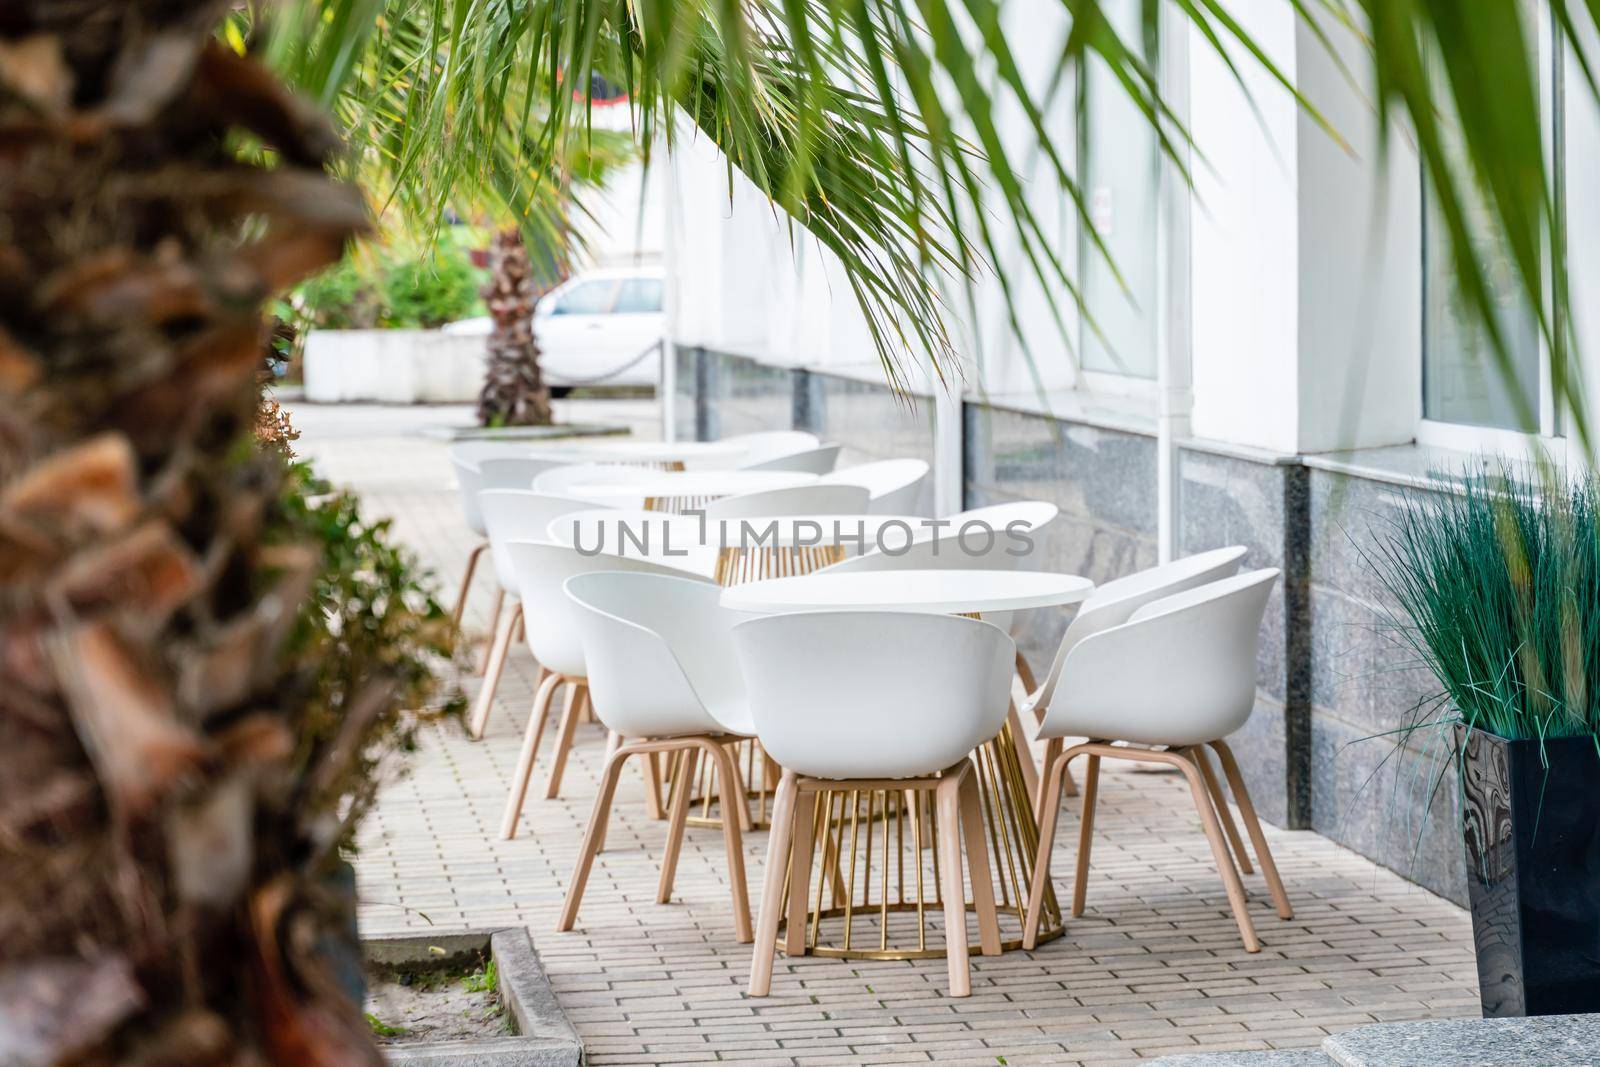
[1417, 1, 1567, 460]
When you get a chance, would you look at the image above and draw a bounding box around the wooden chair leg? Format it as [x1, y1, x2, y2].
[556, 744, 631, 932]
[594, 731, 623, 853]
[1034, 737, 1064, 821]
[657, 748, 699, 904]
[1023, 748, 1072, 949]
[1209, 740, 1293, 919]
[476, 587, 505, 674]
[1195, 745, 1254, 875]
[1173, 747, 1259, 952]
[641, 751, 665, 820]
[1070, 753, 1101, 918]
[935, 774, 972, 997]
[452, 541, 488, 627]
[542, 681, 587, 799]
[500, 672, 562, 839]
[719, 740, 753, 832]
[1006, 701, 1040, 801]
[784, 787, 818, 956]
[468, 600, 518, 738]
[958, 768, 1003, 957]
[702, 739, 753, 943]
[749, 770, 798, 995]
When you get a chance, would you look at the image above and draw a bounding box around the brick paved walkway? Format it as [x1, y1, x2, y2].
[290, 401, 1479, 1066]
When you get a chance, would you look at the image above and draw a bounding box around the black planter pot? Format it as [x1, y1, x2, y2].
[1458, 727, 1600, 1017]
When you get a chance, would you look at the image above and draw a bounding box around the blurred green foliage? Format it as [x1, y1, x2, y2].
[292, 227, 488, 331]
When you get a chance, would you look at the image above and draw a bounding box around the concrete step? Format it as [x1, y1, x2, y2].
[1321, 1014, 1600, 1067]
[1146, 1053, 1334, 1066]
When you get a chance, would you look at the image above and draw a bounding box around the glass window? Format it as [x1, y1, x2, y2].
[614, 277, 664, 313]
[1077, 0, 1159, 380]
[1422, 3, 1546, 432]
[548, 279, 616, 315]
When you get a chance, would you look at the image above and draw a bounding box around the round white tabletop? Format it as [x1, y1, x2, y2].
[566, 470, 816, 502]
[719, 568, 1094, 615]
[528, 439, 748, 465]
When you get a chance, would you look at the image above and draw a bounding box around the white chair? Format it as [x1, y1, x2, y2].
[740, 443, 841, 474]
[500, 543, 718, 827]
[549, 509, 716, 578]
[730, 430, 820, 467]
[820, 458, 929, 515]
[479, 455, 568, 491]
[1023, 569, 1292, 954]
[701, 483, 869, 520]
[555, 571, 756, 942]
[735, 610, 1013, 998]
[448, 452, 491, 628]
[469, 491, 609, 738]
[532, 463, 661, 496]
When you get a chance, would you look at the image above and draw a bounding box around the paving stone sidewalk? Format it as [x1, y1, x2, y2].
[291, 402, 1480, 1067]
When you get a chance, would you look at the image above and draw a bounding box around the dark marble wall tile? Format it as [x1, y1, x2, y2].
[1176, 448, 1310, 828]
[673, 346, 698, 440]
[964, 404, 1159, 673]
[697, 350, 796, 442]
[807, 372, 937, 469]
[1310, 711, 1466, 905]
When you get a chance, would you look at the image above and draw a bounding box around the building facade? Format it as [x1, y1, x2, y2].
[659, 2, 1600, 904]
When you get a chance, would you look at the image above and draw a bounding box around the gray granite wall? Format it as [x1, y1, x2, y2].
[799, 371, 936, 470]
[1175, 447, 1309, 831]
[1306, 468, 1464, 904]
[965, 403, 1159, 679]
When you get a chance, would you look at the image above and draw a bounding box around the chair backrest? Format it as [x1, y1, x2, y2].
[479, 455, 568, 491]
[733, 611, 1014, 780]
[821, 458, 930, 515]
[565, 571, 749, 738]
[944, 502, 1058, 562]
[532, 462, 661, 495]
[701, 482, 870, 521]
[1030, 545, 1248, 709]
[549, 509, 715, 577]
[729, 430, 820, 466]
[740, 444, 841, 474]
[450, 455, 487, 537]
[479, 491, 601, 592]
[1039, 569, 1279, 746]
[822, 523, 1028, 575]
[506, 541, 713, 678]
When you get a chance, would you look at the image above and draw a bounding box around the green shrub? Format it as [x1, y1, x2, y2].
[296, 230, 486, 331]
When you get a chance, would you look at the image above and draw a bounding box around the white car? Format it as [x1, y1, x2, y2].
[444, 266, 664, 391]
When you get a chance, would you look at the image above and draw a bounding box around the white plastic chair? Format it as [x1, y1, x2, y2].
[554, 571, 756, 942]
[1023, 569, 1292, 954]
[729, 430, 820, 467]
[701, 483, 869, 520]
[549, 509, 715, 577]
[469, 491, 609, 738]
[734, 610, 1014, 998]
[820, 458, 929, 515]
[532, 463, 662, 496]
[500, 543, 717, 832]
[448, 452, 491, 628]
[740, 443, 841, 474]
[479, 455, 569, 491]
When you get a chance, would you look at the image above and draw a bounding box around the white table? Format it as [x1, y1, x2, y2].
[528, 439, 748, 469]
[566, 470, 817, 512]
[720, 568, 1093, 614]
[720, 567, 1094, 959]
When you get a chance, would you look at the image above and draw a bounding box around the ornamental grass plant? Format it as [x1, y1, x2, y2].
[1370, 461, 1600, 745]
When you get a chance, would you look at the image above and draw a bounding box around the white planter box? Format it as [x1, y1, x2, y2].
[303, 329, 487, 404]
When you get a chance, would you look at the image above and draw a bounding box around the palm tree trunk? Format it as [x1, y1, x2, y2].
[0, 6, 379, 1065]
[477, 228, 558, 427]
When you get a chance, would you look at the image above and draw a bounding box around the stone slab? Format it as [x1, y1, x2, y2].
[1323, 1014, 1600, 1067]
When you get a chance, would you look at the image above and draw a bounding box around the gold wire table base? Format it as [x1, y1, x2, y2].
[776, 722, 1064, 960]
